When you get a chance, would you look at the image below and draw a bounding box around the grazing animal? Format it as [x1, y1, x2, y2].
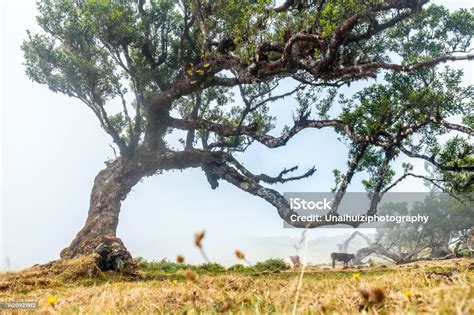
[289, 255, 301, 268]
[331, 252, 355, 268]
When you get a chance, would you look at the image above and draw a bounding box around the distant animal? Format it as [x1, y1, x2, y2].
[331, 252, 355, 268]
[289, 255, 301, 268]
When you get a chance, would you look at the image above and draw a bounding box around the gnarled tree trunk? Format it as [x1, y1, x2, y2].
[60, 155, 148, 275]
[355, 243, 405, 264]
[59, 149, 214, 275]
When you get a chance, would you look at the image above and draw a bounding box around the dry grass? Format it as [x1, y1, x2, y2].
[0, 255, 102, 292]
[0, 258, 472, 314]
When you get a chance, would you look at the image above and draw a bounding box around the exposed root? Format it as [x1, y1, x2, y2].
[61, 235, 141, 277]
[0, 254, 143, 293]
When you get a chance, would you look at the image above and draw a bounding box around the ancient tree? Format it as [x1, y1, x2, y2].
[22, 0, 473, 273]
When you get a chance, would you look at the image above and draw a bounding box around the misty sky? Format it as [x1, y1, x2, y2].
[1, 0, 472, 270]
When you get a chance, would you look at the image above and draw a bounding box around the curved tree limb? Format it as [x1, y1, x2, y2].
[399, 146, 474, 172]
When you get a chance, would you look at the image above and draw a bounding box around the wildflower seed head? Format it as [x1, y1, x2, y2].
[235, 250, 245, 260]
[176, 255, 185, 263]
[185, 269, 198, 282]
[194, 231, 205, 248]
[358, 286, 385, 304]
[369, 286, 385, 304]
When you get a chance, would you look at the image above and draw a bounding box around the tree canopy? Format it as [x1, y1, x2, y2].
[23, 0, 473, 230]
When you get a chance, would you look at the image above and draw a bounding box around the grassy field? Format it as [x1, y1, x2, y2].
[0, 257, 472, 314]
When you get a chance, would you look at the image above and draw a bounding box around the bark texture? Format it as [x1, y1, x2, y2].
[60, 149, 214, 274]
[60, 157, 145, 275]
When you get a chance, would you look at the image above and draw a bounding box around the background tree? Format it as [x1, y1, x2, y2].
[354, 192, 473, 264]
[354, 146, 474, 264]
[22, 0, 473, 274]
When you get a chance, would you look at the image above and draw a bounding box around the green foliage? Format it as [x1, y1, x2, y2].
[336, 63, 473, 193]
[402, 162, 414, 174]
[227, 264, 255, 273]
[436, 137, 474, 193]
[136, 258, 190, 273]
[21, 1, 474, 200]
[23, 1, 474, 147]
[195, 262, 226, 273]
[377, 193, 473, 258]
[388, 5, 474, 58]
[462, 115, 474, 129]
[136, 258, 226, 274]
[253, 258, 290, 272]
[319, 0, 369, 37]
[353, 146, 395, 192]
[136, 257, 291, 274]
[340, 67, 472, 140]
[331, 168, 344, 192]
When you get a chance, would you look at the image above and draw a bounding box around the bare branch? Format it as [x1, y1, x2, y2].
[399, 146, 474, 172]
[336, 54, 474, 79]
[331, 143, 369, 214]
[225, 153, 316, 184]
[185, 92, 202, 150]
[429, 117, 474, 136]
[382, 172, 447, 195]
[367, 147, 398, 216]
[204, 153, 360, 228]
